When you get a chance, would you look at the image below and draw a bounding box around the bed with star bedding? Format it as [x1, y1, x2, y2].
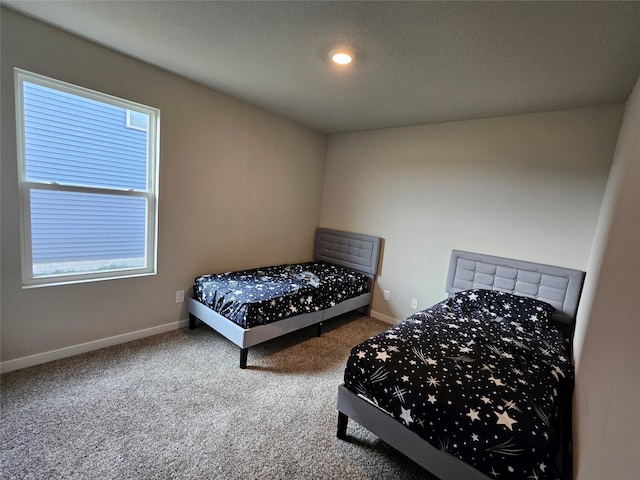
[337, 250, 585, 480]
[188, 228, 381, 368]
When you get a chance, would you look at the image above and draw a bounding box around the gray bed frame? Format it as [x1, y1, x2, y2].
[188, 228, 381, 368]
[337, 249, 585, 480]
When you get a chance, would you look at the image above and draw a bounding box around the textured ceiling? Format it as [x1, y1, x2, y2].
[3, 1, 640, 133]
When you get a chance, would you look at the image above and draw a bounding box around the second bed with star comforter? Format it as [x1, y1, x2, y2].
[343, 289, 573, 480]
[194, 261, 369, 329]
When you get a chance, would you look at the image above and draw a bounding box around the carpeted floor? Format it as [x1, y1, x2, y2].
[1, 313, 435, 479]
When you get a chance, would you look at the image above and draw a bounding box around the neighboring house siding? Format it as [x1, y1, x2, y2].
[29, 190, 146, 263]
[23, 82, 148, 263]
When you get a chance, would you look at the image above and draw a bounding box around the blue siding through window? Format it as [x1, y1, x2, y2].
[23, 82, 148, 190]
[22, 81, 150, 265]
[30, 190, 146, 263]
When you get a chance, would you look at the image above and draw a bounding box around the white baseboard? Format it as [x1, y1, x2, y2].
[1, 318, 191, 374]
[2, 311, 397, 374]
[369, 309, 399, 325]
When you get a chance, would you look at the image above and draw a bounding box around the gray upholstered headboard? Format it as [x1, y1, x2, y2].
[314, 228, 381, 277]
[446, 250, 585, 327]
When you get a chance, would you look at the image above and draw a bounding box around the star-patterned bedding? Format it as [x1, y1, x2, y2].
[343, 289, 573, 480]
[193, 261, 369, 329]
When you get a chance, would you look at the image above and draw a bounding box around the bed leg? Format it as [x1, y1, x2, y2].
[317, 322, 323, 337]
[239, 348, 248, 369]
[189, 313, 197, 329]
[337, 411, 348, 439]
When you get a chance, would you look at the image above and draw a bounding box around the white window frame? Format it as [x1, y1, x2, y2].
[14, 69, 160, 287]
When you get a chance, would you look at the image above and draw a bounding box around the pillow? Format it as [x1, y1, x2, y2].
[454, 289, 555, 325]
[297, 271, 320, 288]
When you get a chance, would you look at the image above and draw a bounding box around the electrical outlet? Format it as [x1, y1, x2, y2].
[383, 290, 390, 301]
[175, 290, 185, 303]
[411, 298, 418, 309]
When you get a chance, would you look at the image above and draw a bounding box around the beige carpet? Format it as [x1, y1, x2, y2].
[1, 313, 435, 479]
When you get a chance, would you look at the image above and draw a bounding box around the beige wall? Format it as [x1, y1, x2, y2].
[1, 9, 327, 364]
[321, 106, 623, 322]
[573, 76, 639, 479]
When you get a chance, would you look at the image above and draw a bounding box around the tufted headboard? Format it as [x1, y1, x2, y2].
[314, 228, 381, 277]
[446, 250, 585, 328]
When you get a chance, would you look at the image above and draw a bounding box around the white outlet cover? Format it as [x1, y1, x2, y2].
[175, 290, 185, 303]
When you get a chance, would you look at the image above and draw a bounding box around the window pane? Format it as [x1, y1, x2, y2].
[23, 81, 148, 190]
[30, 189, 147, 277]
[127, 110, 149, 131]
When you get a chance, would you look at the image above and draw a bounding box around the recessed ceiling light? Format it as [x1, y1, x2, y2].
[329, 49, 355, 65]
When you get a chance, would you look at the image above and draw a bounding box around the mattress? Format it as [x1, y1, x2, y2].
[193, 261, 369, 329]
[343, 289, 574, 480]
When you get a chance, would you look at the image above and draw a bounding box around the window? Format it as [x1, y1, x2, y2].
[126, 109, 149, 131]
[15, 69, 160, 287]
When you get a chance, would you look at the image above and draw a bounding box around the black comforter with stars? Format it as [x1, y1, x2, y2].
[194, 261, 369, 329]
[343, 289, 573, 480]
